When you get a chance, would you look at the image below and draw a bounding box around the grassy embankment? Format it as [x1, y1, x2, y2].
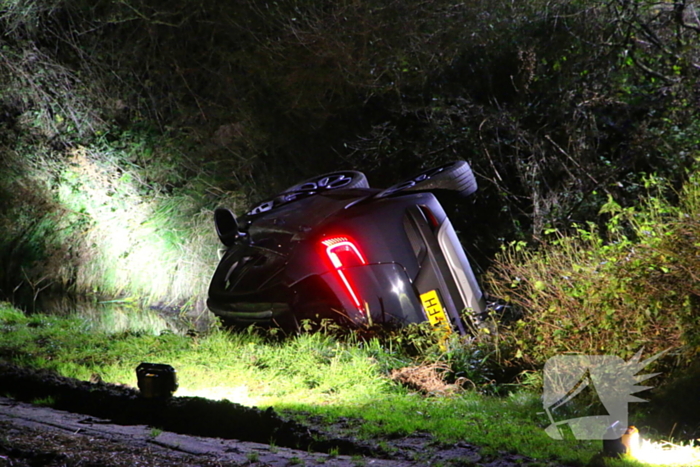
[2, 1, 700, 464]
[0, 302, 597, 465]
[8, 164, 700, 464]
[2, 300, 700, 466]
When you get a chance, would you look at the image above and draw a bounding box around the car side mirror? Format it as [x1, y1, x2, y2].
[214, 208, 241, 246]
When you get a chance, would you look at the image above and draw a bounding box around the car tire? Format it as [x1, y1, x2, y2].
[281, 171, 369, 194]
[246, 171, 370, 218]
[379, 160, 477, 197]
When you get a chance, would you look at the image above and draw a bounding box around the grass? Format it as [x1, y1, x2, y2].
[31, 395, 56, 407]
[55, 144, 220, 304]
[0, 126, 246, 316]
[281, 391, 598, 461]
[2, 303, 699, 466]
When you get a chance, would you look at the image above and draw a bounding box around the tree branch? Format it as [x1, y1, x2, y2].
[674, 1, 700, 34]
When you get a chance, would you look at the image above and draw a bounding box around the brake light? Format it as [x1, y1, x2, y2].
[419, 205, 440, 229]
[321, 236, 367, 268]
[320, 236, 367, 310]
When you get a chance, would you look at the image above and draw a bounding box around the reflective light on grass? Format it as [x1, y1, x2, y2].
[632, 438, 700, 465]
[79, 303, 174, 335]
[176, 385, 259, 406]
[57, 146, 216, 304]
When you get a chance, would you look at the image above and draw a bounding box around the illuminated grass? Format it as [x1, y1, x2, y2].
[631, 439, 700, 466]
[1, 303, 698, 466]
[56, 145, 220, 303]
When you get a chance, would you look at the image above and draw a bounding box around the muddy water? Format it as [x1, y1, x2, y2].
[27, 293, 215, 335]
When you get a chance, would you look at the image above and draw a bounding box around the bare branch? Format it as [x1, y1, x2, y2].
[628, 45, 679, 83]
[114, 0, 189, 28]
[674, 1, 700, 34]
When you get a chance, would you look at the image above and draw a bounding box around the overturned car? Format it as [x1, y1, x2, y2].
[207, 160, 486, 335]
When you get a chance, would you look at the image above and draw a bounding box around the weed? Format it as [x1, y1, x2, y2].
[246, 451, 259, 462]
[149, 427, 163, 438]
[31, 396, 56, 407]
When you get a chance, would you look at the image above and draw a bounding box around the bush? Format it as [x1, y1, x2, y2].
[486, 171, 700, 371]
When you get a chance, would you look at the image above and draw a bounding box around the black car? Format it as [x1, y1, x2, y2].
[207, 160, 486, 335]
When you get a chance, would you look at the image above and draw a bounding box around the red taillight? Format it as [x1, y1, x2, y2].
[321, 236, 367, 268]
[320, 236, 367, 310]
[419, 205, 440, 229]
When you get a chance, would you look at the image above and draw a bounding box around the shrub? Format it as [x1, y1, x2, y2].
[486, 171, 700, 370]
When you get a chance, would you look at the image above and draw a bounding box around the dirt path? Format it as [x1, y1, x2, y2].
[1, 397, 546, 467]
[0, 364, 568, 466]
[0, 397, 412, 466]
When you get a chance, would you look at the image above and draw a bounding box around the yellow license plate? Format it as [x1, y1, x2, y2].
[420, 290, 452, 334]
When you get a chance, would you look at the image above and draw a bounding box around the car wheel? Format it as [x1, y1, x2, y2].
[246, 171, 370, 217]
[281, 171, 369, 194]
[379, 160, 477, 197]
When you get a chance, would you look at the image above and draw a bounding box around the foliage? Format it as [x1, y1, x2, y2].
[3, 0, 699, 229]
[1, 2, 700, 461]
[486, 171, 700, 370]
[5, 304, 700, 464]
[0, 127, 233, 316]
[2, 0, 700, 310]
[0, 1, 251, 313]
[0, 304, 601, 464]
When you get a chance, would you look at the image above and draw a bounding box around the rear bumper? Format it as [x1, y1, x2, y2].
[316, 263, 427, 327]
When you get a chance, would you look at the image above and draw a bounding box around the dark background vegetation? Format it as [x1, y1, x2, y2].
[1, 0, 700, 381]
